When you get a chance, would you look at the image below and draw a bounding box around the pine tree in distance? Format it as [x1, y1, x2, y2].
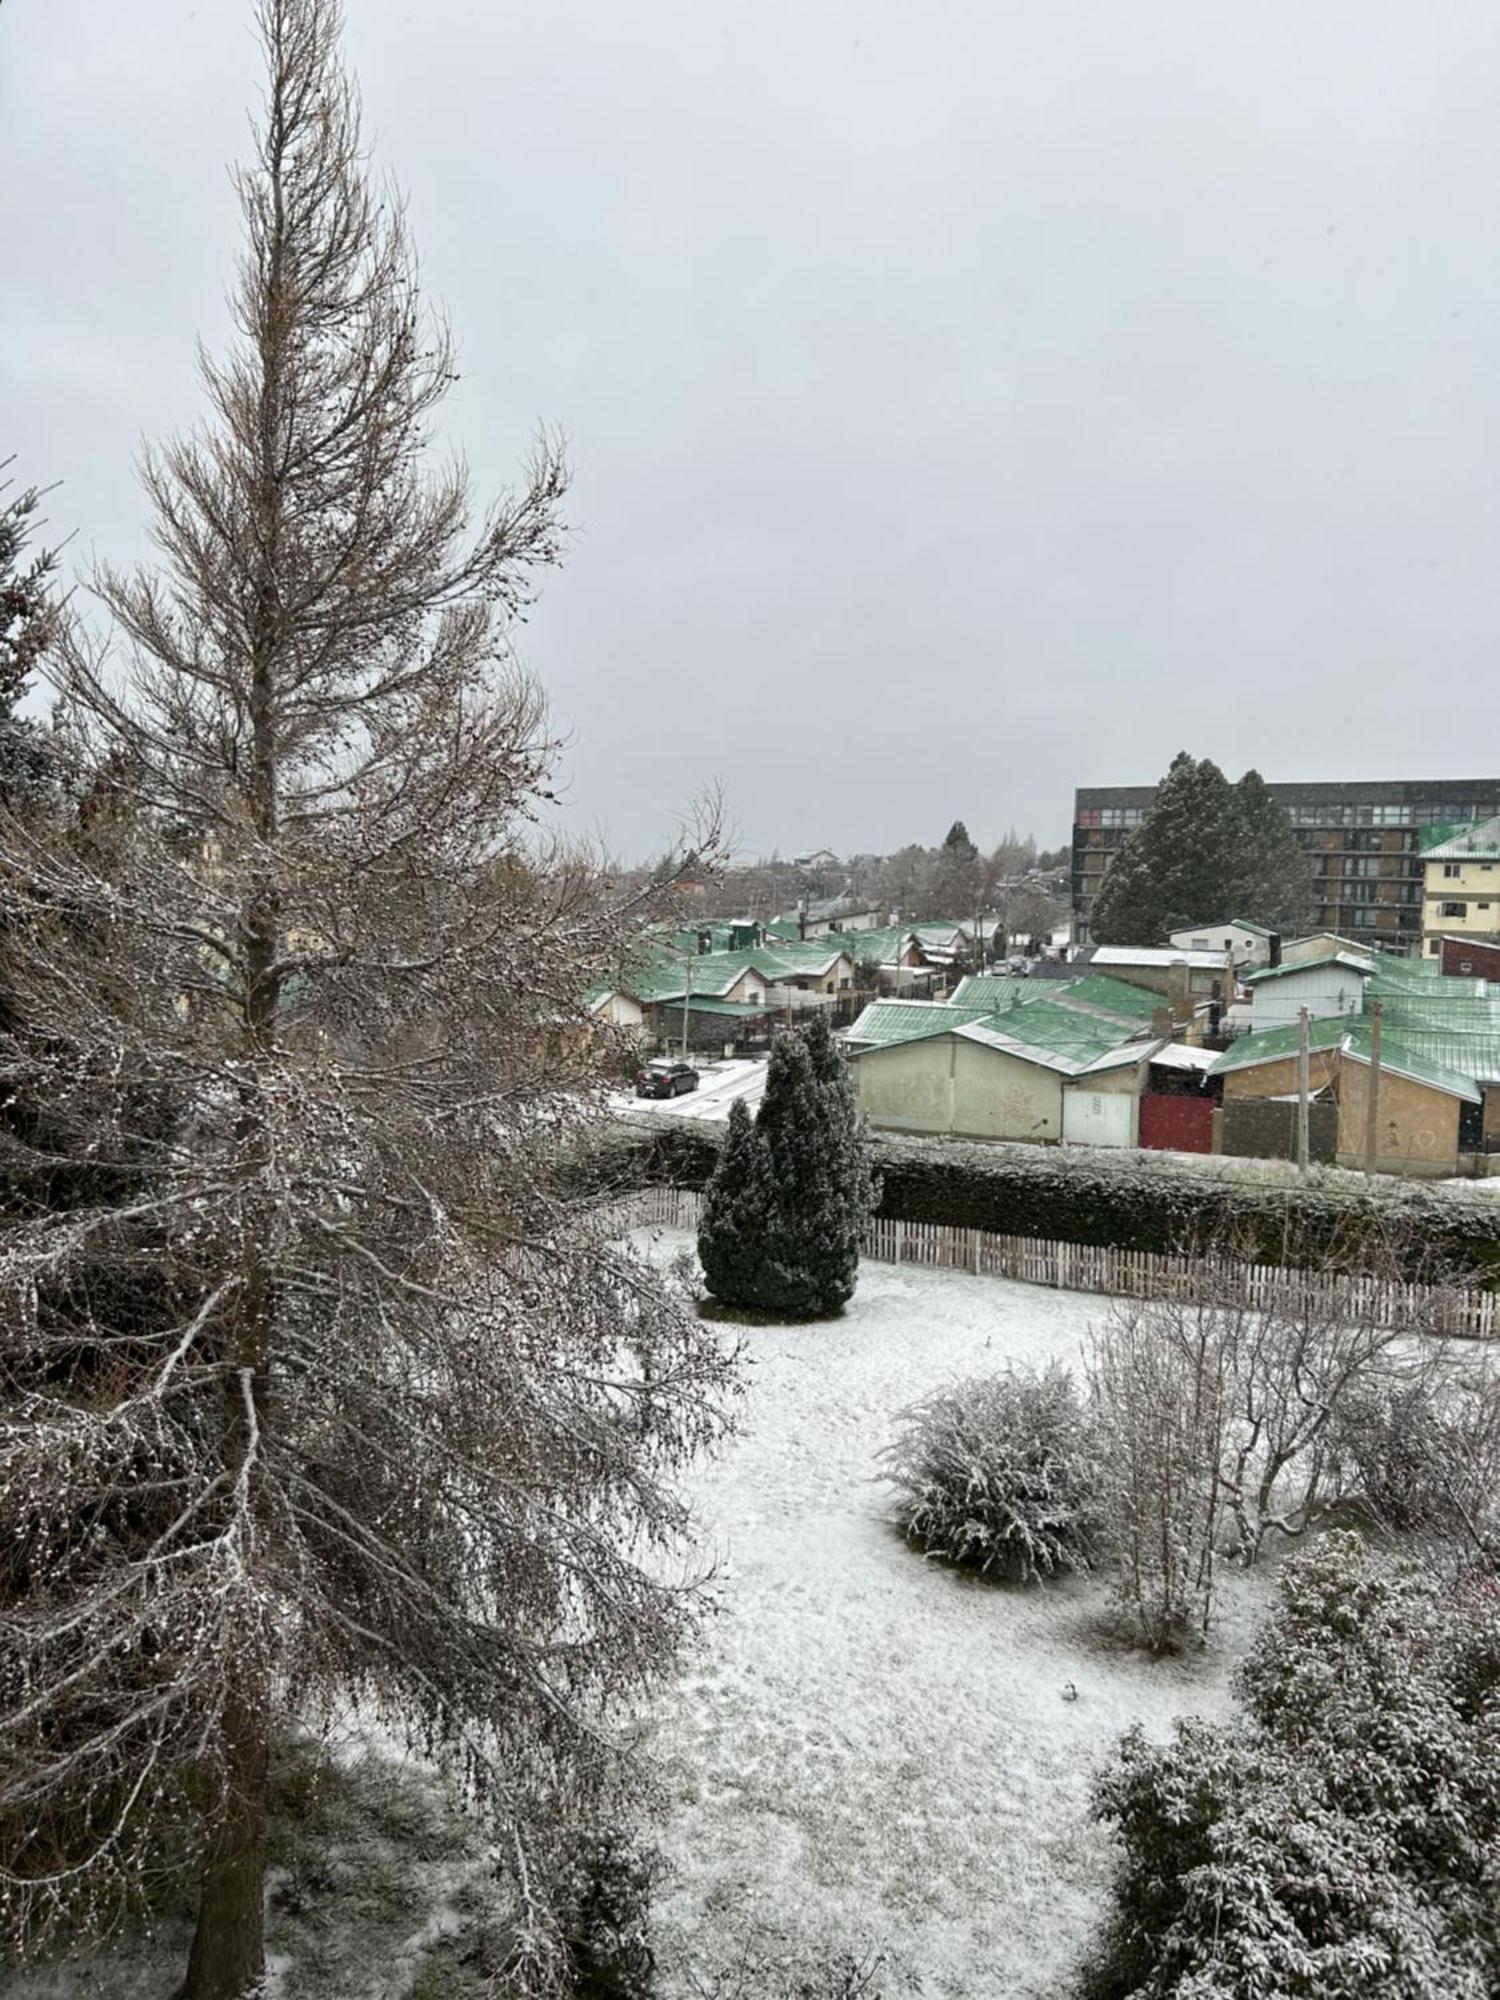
[698, 1011, 879, 1318]
[1091, 752, 1315, 945]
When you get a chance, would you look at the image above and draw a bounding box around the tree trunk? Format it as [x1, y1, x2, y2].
[182, 1671, 270, 2000]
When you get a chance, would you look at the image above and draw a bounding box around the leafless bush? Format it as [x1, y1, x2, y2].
[1334, 1358, 1500, 1569]
[1086, 1214, 1491, 1648]
[1087, 1299, 1229, 1651]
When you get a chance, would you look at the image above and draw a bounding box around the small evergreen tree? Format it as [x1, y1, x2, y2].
[697, 1013, 878, 1318]
[696, 1098, 775, 1306]
[933, 819, 981, 918]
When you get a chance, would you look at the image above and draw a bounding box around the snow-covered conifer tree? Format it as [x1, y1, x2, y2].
[0, 8, 733, 1994]
[698, 1012, 878, 1318]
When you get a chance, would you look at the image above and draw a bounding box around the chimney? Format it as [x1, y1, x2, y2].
[798, 897, 807, 941]
[1166, 957, 1193, 1030]
[1268, 931, 1282, 968]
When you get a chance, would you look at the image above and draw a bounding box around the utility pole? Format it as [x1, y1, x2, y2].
[1362, 998, 1383, 1179]
[1295, 1005, 1310, 1177]
[680, 950, 693, 1065]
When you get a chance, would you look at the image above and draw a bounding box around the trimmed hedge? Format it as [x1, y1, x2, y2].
[574, 1119, 1500, 1290]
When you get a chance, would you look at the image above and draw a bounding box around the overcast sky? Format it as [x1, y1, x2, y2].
[5, 1, 1499, 860]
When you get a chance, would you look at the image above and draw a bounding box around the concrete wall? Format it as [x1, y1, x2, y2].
[854, 1034, 1062, 1142]
[1335, 1061, 1464, 1175]
[1219, 1098, 1338, 1164]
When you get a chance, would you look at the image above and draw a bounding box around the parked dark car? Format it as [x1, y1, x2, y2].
[636, 1060, 700, 1099]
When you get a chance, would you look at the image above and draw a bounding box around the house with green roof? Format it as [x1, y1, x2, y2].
[1422, 813, 1500, 959]
[1208, 991, 1500, 1173]
[843, 994, 1165, 1146]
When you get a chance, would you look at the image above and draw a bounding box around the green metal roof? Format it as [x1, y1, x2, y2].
[1208, 1016, 1348, 1075]
[1420, 813, 1500, 862]
[1343, 1023, 1483, 1104]
[846, 993, 1152, 1075]
[949, 974, 1062, 1009]
[1057, 974, 1162, 1022]
[844, 1001, 991, 1049]
[980, 999, 1147, 1068]
[825, 924, 921, 965]
[1243, 949, 1376, 985]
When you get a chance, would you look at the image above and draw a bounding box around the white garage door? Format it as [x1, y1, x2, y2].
[1063, 1089, 1134, 1149]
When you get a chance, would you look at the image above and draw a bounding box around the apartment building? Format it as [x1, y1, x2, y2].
[1072, 778, 1500, 951]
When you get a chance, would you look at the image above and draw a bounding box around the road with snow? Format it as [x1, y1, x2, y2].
[609, 1057, 768, 1123]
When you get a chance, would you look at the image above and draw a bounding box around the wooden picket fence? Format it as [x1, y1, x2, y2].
[612, 1184, 1499, 1341]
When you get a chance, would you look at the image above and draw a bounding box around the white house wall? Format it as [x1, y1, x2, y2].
[1249, 965, 1366, 1032]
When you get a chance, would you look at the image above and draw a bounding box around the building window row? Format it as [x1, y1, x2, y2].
[1289, 801, 1496, 829]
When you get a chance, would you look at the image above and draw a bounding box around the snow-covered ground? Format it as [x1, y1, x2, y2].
[609, 1057, 768, 1123]
[640, 1230, 1272, 1999]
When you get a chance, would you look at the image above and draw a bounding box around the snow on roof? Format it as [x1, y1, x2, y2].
[1208, 1016, 1348, 1075]
[1421, 813, 1500, 862]
[1242, 949, 1376, 985]
[1148, 1043, 1218, 1071]
[1090, 946, 1226, 970]
[1168, 917, 1275, 941]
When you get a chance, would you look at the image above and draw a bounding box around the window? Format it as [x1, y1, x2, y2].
[1444, 863, 1462, 879]
[1441, 901, 1468, 919]
[1429, 940, 1441, 955]
[1461, 960, 1474, 973]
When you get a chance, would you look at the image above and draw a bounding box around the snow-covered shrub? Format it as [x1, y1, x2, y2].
[1085, 1533, 1500, 2000]
[882, 1363, 1103, 1582]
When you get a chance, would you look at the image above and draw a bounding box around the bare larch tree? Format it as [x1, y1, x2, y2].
[0, 5, 732, 1995]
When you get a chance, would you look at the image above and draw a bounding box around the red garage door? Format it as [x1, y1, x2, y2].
[1138, 1093, 1214, 1153]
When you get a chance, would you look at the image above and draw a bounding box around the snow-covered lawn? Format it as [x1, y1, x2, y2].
[641, 1230, 1273, 1999]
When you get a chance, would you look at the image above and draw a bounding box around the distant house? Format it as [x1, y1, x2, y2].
[793, 848, 840, 870]
[583, 985, 647, 1034]
[1240, 946, 1376, 1033]
[1421, 814, 1500, 957]
[1208, 1010, 1496, 1176]
[772, 897, 884, 939]
[1086, 946, 1227, 1003]
[842, 994, 1156, 1146]
[1166, 918, 1278, 968]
